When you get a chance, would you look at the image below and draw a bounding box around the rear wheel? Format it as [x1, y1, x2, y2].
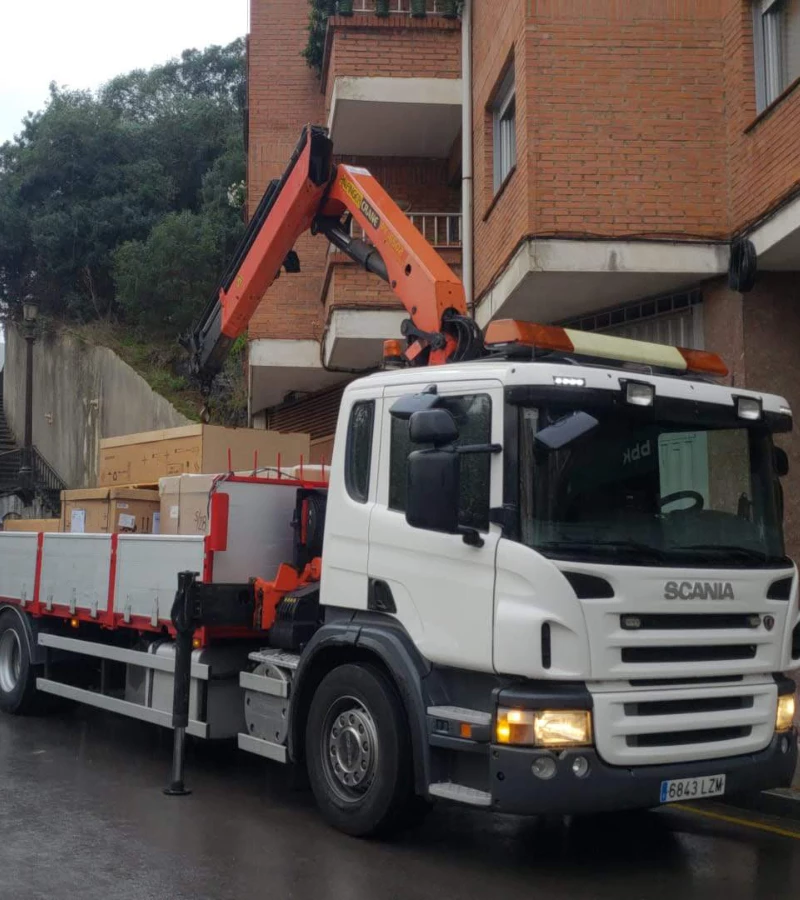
[0, 611, 38, 715]
[306, 663, 423, 837]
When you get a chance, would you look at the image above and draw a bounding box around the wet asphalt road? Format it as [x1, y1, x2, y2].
[1, 708, 799, 900]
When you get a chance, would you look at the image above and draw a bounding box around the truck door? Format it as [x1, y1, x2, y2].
[367, 380, 504, 673]
[320, 386, 383, 608]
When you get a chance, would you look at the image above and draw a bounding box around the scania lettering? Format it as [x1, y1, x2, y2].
[664, 582, 737, 601]
[0, 128, 796, 837]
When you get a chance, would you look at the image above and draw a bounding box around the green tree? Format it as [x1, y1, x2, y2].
[0, 39, 245, 337]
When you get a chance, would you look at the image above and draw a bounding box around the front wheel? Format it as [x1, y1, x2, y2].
[305, 662, 423, 837]
[0, 610, 38, 714]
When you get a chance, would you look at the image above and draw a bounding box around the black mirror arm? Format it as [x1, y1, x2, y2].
[460, 527, 485, 548]
[456, 443, 503, 456]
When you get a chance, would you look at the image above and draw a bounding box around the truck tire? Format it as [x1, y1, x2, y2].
[305, 662, 423, 837]
[0, 610, 38, 715]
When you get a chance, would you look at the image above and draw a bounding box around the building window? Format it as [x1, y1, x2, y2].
[345, 400, 374, 503]
[492, 64, 517, 193]
[753, 0, 800, 111]
[389, 394, 492, 531]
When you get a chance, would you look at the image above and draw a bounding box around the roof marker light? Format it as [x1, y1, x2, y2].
[484, 320, 729, 377]
[554, 376, 586, 387]
[484, 320, 574, 353]
[676, 347, 729, 378]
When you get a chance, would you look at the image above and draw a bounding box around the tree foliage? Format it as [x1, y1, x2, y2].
[0, 39, 246, 339]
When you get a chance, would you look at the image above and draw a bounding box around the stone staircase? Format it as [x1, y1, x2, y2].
[0, 374, 20, 487]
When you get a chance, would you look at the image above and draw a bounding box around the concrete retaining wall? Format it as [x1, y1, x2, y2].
[4, 326, 189, 488]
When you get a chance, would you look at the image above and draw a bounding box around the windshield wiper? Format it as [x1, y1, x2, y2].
[538, 539, 666, 562]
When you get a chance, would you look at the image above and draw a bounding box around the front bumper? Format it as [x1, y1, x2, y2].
[489, 730, 797, 816]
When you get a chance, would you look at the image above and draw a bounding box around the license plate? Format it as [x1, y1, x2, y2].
[660, 774, 726, 804]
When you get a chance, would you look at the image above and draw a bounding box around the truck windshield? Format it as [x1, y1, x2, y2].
[519, 403, 788, 568]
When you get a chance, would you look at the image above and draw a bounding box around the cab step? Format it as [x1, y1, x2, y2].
[248, 649, 300, 670]
[428, 783, 492, 807]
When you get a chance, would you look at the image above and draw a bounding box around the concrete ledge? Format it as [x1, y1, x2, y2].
[475, 238, 730, 329]
[328, 76, 462, 157]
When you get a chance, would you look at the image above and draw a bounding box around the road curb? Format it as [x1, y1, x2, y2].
[722, 788, 800, 822]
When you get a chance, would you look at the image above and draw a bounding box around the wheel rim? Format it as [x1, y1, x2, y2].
[0, 628, 22, 694]
[321, 695, 379, 803]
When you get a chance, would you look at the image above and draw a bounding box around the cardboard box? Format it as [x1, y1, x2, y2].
[61, 488, 160, 534]
[99, 424, 310, 487]
[159, 475, 217, 535]
[310, 436, 335, 465]
[2, 518, 61, 533]
[160, 465, 330, 536]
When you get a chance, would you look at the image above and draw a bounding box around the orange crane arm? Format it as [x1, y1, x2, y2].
[185, 126, 479, 387]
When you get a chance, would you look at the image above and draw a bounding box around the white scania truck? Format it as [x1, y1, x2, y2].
[0, 128, 796, 836]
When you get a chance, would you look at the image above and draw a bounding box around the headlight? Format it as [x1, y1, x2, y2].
[776, 694, 796, 732]
[496, 708, 593, 747]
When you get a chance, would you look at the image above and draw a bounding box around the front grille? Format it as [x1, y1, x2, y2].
[622, 645, 757, 664]
[629, 675, 744, 687]
[591, 679, 777, 766]
[624, 695, 754, 717]
[621, 613, 761, 630]
[626, 726, 752, 748]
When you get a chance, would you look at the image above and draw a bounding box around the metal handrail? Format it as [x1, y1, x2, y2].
[351, 1, 452, 14]
[0, 446, 65, 514]
[342, 211, 462, 248]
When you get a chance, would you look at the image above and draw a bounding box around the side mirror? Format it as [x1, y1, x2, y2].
[774, 447, 789, 478]
[409, 409, 459, 446]
[405, 447, 460, 535]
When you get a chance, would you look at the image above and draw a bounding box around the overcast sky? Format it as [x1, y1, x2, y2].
[0, 0, 249, 145]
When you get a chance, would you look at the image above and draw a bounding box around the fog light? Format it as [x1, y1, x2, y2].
[736, 396, 762, 421]
[532, 757, 557, 780]
[780, 736, 790, 754]
[497, 708, 593, 747]
[571, 756, 590, 778]
[776, 694, 796, 732]
[625, 381, 655, 407]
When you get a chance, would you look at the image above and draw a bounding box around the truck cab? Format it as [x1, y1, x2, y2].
[308, 343, 797, 829]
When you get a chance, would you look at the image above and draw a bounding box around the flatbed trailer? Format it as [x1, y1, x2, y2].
[0, 473, 325, 748]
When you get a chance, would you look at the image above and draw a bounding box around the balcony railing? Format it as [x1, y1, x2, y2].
[339, 211, 462, 249]
[350, 1, 456, 15]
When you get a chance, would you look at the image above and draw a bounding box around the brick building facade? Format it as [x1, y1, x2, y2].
[247, 0, 800, 552]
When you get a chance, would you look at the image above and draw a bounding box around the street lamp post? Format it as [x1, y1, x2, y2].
[18, 297, 38, 505]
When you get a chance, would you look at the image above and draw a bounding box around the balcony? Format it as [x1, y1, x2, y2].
[323, 3, 462, 158]
[322, 211, 462, 369]
[249, 211, 461, 415]
[474, 239, 731, 330]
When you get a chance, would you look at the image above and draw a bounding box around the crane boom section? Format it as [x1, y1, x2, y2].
[220, 131, 330, 342]
[187, 125, 472, 385]
[322, 166, 467, 334]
